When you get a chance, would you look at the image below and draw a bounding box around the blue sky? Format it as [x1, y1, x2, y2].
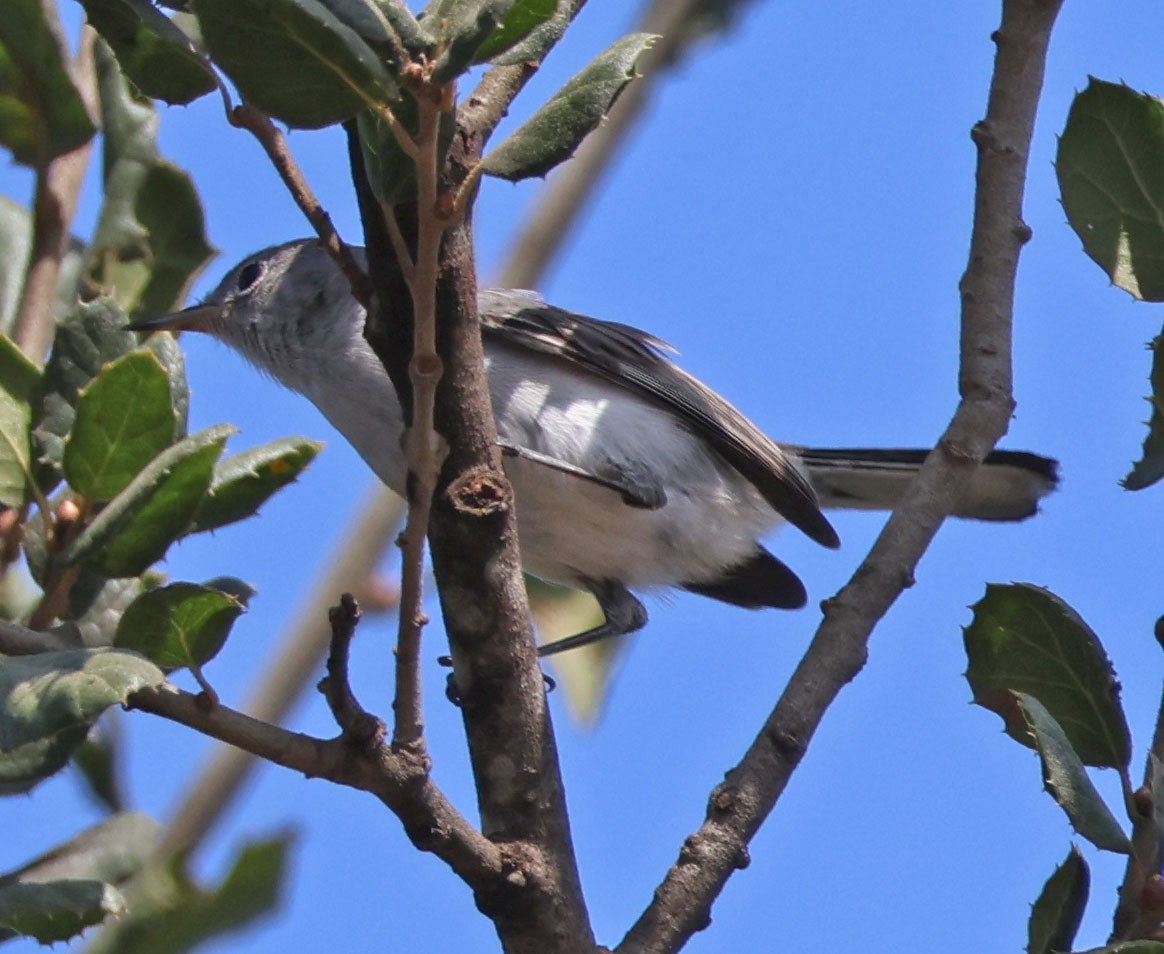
[5, 2, 1164, 952]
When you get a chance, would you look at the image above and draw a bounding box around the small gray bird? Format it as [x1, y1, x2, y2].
[130, 239, 1057, 655]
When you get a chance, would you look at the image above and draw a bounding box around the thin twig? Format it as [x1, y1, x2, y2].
[158, 487, 405, 859]
[229, 102, 372, 306]
[619, 2, 1065, 950]
[11, 23, 97, 365]
[320, 593, 388, 751]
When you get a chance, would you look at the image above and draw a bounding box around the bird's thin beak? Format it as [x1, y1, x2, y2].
[126, 303, 220, 335]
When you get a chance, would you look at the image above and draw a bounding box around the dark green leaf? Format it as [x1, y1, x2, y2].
[33, 297, 139, 490]
[357, 100, 455, 206]
[0, 0, 97, 168]
[0, 334, 41, 507]
[374, 0, 429, 55]
[314, 0, 407, 61]
[61, 424, 233, 577]
[1074, 944, 1164, 954]
[474, 0, 556, 62]
[63, 350, 177, 501]
[488, 0, 569, 65]
[83, 833, 293, 954]
[115, 580, 252, 671]
[429, 0, 514, 84]
[79, 0, 217, 104]
[1057, 78, 1164, 301]
[1016, 692, 1130, 854]
[193, 0, 399, 129]
[1124, 333, 1164, 490]
[1027, 846, 1089, 954]
[0, 648, 165, 754]
[964, 583, 1131, 769]
[189, 437, 321, 533]
[481, 32, 654, 181]
[0, 880, 125, 943]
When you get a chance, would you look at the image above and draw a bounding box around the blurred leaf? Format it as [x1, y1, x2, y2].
[32, 297, 139, 490]
[0, 648, 164, 754]
[71, 720, 126, 812]
[964, 583, 1131, 769]
[481, 33, 654, 181]
[140, 329, 189, 439]
[0, 0, 97, 168]
[85, 833, 293, 954]
[314, 0, 407, 60]
[86, 41, 214, 318]
[0, 335, 41, 507]
[1027, 846, 1089, 954]
[79, 0, 217, 104]
[61, 424, 233, 577]
[1124, 333, 1164, 490]
[0, 194, 86, 336]
[115, 580, 253, 672]
[1, 811, 159, 885]
[69, 573, 146, 646]
[0, 725, 88, 795]
[474, 0, 555, 62]
[1016, 692, 1130, 854]
[1075, 944, 1164, 954]
[189, 437, 322, 533]
[63, 350, 177, 501]
[193, 0, 399, 129]
[1057, 78, 1164, 301]
[0, 881, 125, 944]
[527, 577, 624, 725]
[373, 0, 428, 55]
[429, 0, 514, 84]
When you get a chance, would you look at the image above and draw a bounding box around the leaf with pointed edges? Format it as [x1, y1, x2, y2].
[1057, 78, 1164, 301]
[60, 424, 233, 577]
[0, 335, 41, 507]
[83, 833, 293, 954]
[1, 811, 160, 885]
[1016, 692, 1130, 854]
[115, 580, 253, 672]
[189, 437, 322, 533]
[474, 0, 556, 63]
[86, 42, 215, 319]
[63, 350, 178, 501]
[193, 0, 399, 129]
[0, 881, 126, 943]
[964, 583, 1131, 770]
[0, 648, 165, 755]
[1027, 846, 1089, 954]
[1124, 333, 1164, 490]
[481, 33, 654, 181]
[32, 298, 139, 490]
[429, 0, 515, 83]
[79, 0, 217, 104]
[0, 0, 97, 168]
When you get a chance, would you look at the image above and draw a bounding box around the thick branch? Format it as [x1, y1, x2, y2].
[619, 2, 1064, 950]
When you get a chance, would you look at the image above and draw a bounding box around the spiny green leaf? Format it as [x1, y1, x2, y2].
[0, 334, 41, 507]
[0, 880, 126, 943]
[1124, 333, 1164, 490]
[0, 648, 165, 754]
[63, 350, 178, 501]
[79, 0, 217, 105]
[61, 424, 233, 577]
[190, 436, 322, 533]
[964, 583, 1131, 769]
[1027, 847, 1089, 954]
[1057, 78, 1164, 301]
[115, 580, 253, 672]
[33, 297, 139, 490]
[193, 0, 399, 129]
[481, 32, 654, 181]
[1015, 692, 1130, 854]
[0, 0, 97, 168]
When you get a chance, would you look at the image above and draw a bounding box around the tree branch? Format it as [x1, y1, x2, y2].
[619, 2, 1065, 950]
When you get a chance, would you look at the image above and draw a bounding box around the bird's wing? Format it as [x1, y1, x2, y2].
[478, 289, 839, 549]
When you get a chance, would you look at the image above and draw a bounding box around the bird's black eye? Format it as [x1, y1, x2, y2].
[236, 261, 263, 293]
